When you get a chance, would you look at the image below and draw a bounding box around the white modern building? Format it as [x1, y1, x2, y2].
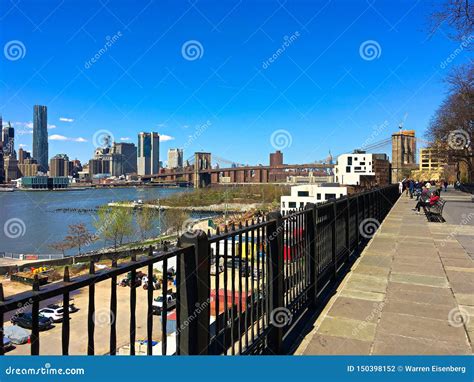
[335, 152, 375, 186]
[280, 184, 348, 214]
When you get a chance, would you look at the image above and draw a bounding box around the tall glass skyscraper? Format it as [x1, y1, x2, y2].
[137, 132, 159, 175]
[33, 105, 48, 172]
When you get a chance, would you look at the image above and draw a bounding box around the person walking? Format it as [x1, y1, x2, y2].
[409, 179, 415, 199]
[398, 181, 403, 195]
[444, 180, 448, 192]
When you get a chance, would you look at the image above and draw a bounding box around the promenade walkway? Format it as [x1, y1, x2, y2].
[297, 189, 473, 355]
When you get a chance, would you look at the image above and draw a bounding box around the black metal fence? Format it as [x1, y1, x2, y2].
[0, 185, 399, 356]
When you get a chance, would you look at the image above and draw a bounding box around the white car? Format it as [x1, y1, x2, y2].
[39, 306, 64, 322]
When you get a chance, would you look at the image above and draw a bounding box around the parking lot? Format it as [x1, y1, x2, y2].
[4, 269, 169, 355]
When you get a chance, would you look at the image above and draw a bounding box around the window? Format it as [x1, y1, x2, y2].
[326, 193, 336, 200]
[282, 202, 285, 207]
[340, 194, 344, 198]
[354, 167, 361, 171]
[346, 166, 351, 173]
[354, 157, 358, 161]
[300, 202, 304, 208]
[297, 191, 309, 197]
[360, 162, 365, 166]
[317, 193, 321, 200]
[347, 157, 352, 165]
[289, 202, 297, 208]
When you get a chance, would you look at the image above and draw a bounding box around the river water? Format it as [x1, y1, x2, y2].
[0, 187, 198, 255]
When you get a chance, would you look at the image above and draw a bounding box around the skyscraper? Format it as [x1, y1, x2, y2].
[33, 105, 49, 172]
[167, 148, 183, 169]
[2, 121, 15, 157]
[112, 142, 137, 174]
[50, 154, 69, 177]
[137, 132, 160, 176]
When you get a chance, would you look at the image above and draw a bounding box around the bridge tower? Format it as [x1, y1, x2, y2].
[194, 152, 212, 188]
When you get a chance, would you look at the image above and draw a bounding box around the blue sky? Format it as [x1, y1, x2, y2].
[0, 0, 471, 165]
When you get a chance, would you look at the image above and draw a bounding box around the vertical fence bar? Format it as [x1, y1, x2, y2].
[62, 267, 70, 355]
[87, 260, 95, 355]
[267, 212, 284, 355]
[110, 259, 117, 356]
[305, 204, 317, 307]
[331, 202, 337, 280]
[130, 253, 137, 356]
[162, 255, 168, 356]
[345, 197, 350, 258]
[146, 246, 153, 356]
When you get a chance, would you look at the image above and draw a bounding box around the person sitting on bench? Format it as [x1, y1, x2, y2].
[413, 190, 440, 213]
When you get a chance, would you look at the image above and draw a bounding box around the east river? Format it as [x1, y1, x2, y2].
[0, 187, 196, 255]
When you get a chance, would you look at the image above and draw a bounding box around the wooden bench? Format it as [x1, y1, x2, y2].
[423, 199, 446, 222]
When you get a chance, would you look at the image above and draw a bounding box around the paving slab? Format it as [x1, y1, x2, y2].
[297, 193, 473, 356]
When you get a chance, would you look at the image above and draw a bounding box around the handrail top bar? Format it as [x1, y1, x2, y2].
[0, 247, 188, 313]
[207, 220, 273, 243]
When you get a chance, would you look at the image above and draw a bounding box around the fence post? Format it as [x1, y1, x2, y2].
[305, 204, 318, 307]
[177, 230, 210, 355]
[331, 201, 337, 280]
[267, 211, 284, 355]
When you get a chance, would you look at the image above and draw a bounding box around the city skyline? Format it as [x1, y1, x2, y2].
[1, 1, 471, 165]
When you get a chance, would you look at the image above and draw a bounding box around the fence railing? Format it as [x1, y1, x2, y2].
[0, 185, 399, 356]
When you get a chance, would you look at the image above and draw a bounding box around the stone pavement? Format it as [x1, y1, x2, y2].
[296, 192, 474, 355]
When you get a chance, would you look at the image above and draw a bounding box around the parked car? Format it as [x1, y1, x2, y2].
[3, 325, 30, 345]
[11, 313, 53, 331]
[3, 336, 13, 350]
[152, 294, 176, 314]
[39, 306, 64, 322]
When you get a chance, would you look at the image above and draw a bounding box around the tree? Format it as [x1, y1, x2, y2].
[430, 0, 474, 43]
[64, 223, 97, 255]
[94, 206, 134, 250]
[426, 64, 473, 180]
[49, 241, 74, 256]
[162, 209, 189, 237]
[136, 207, 158, 241]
